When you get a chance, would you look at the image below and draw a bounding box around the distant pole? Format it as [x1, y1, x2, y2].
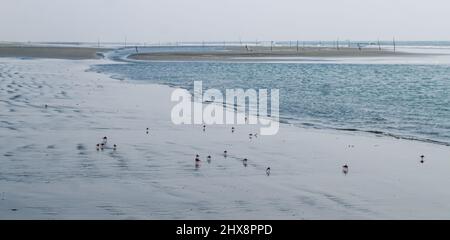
[97, 39, 100, 48]
[124, 36, 127, 48]
[393, 37, 396, 53]
[378, 39, 381, 51]
[337, 38, 340, 50]
[296, 40, 299, 52]
[270, 41, 273, 52]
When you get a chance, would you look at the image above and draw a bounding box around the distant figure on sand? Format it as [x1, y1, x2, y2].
[102, 137, 107, 144]
[113, 144, 117, 151]
[195, 154, 200, 162]
[146, 128, 149, 134]
[96, 144, 100, 151]
[207, 155, 211, 163]
[266, 167, 271, 176]
[223, 150, 228, 158]
[342, 165, 349, 175]
[203, 125, 206, 132]
[231, 127, 235, 133]
[420, 155, 425, 164]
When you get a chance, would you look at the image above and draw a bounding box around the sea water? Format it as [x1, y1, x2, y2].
[91, 45, 450, 145]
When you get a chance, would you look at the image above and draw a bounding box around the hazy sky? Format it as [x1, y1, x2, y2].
[1, 0, 449, 42]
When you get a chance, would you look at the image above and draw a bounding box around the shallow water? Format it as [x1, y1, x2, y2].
[92, 48, 450, 145]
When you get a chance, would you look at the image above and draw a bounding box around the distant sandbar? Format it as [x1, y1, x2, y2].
[0, 46, 107, 60]
[129, 46, 424, 62]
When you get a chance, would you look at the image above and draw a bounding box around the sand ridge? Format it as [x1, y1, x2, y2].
[129, 46, 424, 62]
[0, 46, 109, 60]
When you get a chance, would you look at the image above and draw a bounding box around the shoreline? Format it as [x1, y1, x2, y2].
[131, 80, 450, 148]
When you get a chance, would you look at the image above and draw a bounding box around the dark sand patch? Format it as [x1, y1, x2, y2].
[0, 46, 108, 60]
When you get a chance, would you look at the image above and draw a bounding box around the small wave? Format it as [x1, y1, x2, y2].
[285, 120, 450, 146]
[111, 75, 125, 81]
[333, 126, 450, 146]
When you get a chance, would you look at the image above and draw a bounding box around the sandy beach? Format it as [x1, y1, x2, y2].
[129, 46, 423, 62]
[0, 46, 107, 60]
[2, 46, 450, 219]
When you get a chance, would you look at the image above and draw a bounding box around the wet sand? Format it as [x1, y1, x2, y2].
[129, 46, 423, 62]
[0, 46, 107, 60]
